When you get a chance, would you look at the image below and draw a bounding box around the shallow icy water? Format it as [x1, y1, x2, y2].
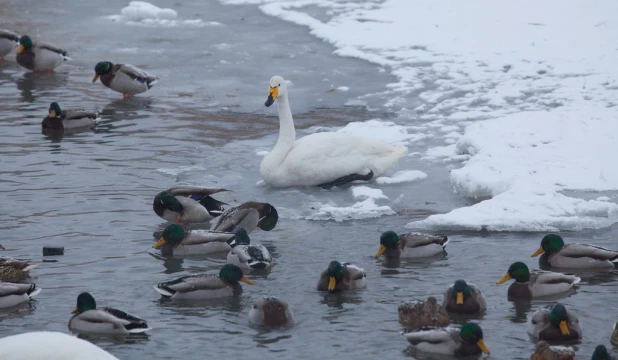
[1, 0, 618, 359]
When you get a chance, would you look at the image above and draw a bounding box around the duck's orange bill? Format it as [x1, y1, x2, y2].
[153, 237, 166, 249]
[559, 320, 570, 335]
[92, 74, 100, 83]
[71, 307, 78, 314]
[496, 273, 511, 284]
[530, 247, 545, 257]
[476, 339, 490, 354]
[375, 244, 387, 258]
[17, 45, 24, 54]
[241, 276, 254, 285]
[328, 277, 336, 291]
[456, 292, 464, 304]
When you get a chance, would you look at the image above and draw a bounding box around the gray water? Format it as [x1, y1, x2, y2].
[1, 0, 618, 359]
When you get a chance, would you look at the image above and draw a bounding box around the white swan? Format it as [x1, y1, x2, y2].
[0, 331, 119, 360]
[260, 76, 407, 188]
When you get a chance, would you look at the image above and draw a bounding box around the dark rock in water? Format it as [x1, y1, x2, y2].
[43, 246, 64, 256]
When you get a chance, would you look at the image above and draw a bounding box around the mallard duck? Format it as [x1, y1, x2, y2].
[528, 304, 582, 342]
[260, 76, 407, 188]
[442, 279, 487, 314]
[153, 186, 229, 224]
[69, 292, 151, 335]
[531, 234, 618, 269]
[612, 321, 618, 347]
[249, 297, 293, 326]
[226, 228, 273, 271]
[154, 264, 254, 299]
[375, 231, 448, 259]
[152, 224, 235, 256]
[316, 261, 366, 293]
[592, 345, 618, 360]
[398, 296, 450, 329]
[400, 322, 490, 356]
[530, 340, 577, 360]
[496, 262, 580, 299]
[0, 282, 41, 308]
[0, 29, 19, 60]
[93, 61, 158, 98]
[16, 35, 70, 73]
[0, 331, 119, 360]
[0, 256, 36, 282]
[42, 102, 98, 130]
[210, 201, 278, 233]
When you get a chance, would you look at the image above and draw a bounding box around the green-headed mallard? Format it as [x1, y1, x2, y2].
[210, 201, 278, 233]
[375, 231, 448, 259]
[152, 224, 235, 256]
[42, 102, 98, 130]
[69, 292, 151, 335]
[0, 282, 40, 308]
[93, 61, 158, 98]
[612, 321, 618, 347]
[249, 297, 293, 326]
[401, 322, 490, 356]
[592, 345, 618, 360]
[528, 304, 582, 342]
[16, 35, 70, 73]
[398, 296, 450, 329]
[496, 262, 580, 299]
[0, 331, 119, 360]
[154, 264, 254, 299]
[316, 261, 366, 293]
[0, 255, 36, 282]
[443, 279, 486, 314]
[226, 228, 273, 271]
[153, 186, 229, 224]
[531, 234, 618, 269]
[530, 340, 576, 360]
[0, 29, 19, 60]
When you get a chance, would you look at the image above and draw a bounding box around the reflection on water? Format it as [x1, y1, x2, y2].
[14, 72, 69, 102]
[74, 331, 150, 345]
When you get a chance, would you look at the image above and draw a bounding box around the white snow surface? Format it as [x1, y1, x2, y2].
[106, 1, 223, 27]
[220, 0, 618, 231]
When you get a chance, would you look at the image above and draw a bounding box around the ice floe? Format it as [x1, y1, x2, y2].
[106, 1, 223, 28]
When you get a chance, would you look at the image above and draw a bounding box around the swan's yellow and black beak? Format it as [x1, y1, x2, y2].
[71, 307, 78, 314]
[530, 246, 545, 257]
[375, 244, 387, 258]
[92, 74, 100, 83]
[328, 276, 336, 291]
[265, 86, 278, 107]
[152, 237, 166, 249]
[49, 110, 56, 118]
[17, 45, 24, 54]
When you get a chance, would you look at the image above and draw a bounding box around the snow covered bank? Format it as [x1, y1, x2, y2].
[106, 2, 222, 27]
[220, 0, 618, 231]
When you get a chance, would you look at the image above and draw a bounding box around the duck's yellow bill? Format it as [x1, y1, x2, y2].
[559, 320, 569, 335]
[375, 244, 387, 258]
[17, 45, 24, 54]
[530, 246, 545, 257]
[152, 237, 166, 249]
[476, 339, 490, 354]
[241, 275, 254, 285]
[49, 110, 56, 118]
[496, 273, 511, 284]
[456, 292, 464, 304]
[92, 74, 100, 83]
[71, 307, 78, 314]
[328, 276, 336, 291]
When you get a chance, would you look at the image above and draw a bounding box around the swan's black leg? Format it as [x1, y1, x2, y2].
[318, 170, 374, 189]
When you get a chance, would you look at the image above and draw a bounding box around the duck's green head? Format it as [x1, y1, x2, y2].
[219, 264, 254, 285]
[17, 36, 32, 54]
[531, 234, 565, 257]
[326, 261, 344, 292]
[451, 279, 472, 304]
[548, 304, 571, 336]
[93, 61, 113, 82]
[72, 292, 96, 314]
[376, 231, 399, 258]
[497, 262, 530, 284]
[459, 323, 490, 354]
[153, 224, 185, 249]
[592, 344, 611, 360]
[233, 228, 251, 246]
[159, 191, 184, 213]
[48, 102, 61, 118]
[257, 204, 278, 231]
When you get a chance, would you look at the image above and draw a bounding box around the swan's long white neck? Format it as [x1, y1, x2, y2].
[264, 92, 295, 166]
